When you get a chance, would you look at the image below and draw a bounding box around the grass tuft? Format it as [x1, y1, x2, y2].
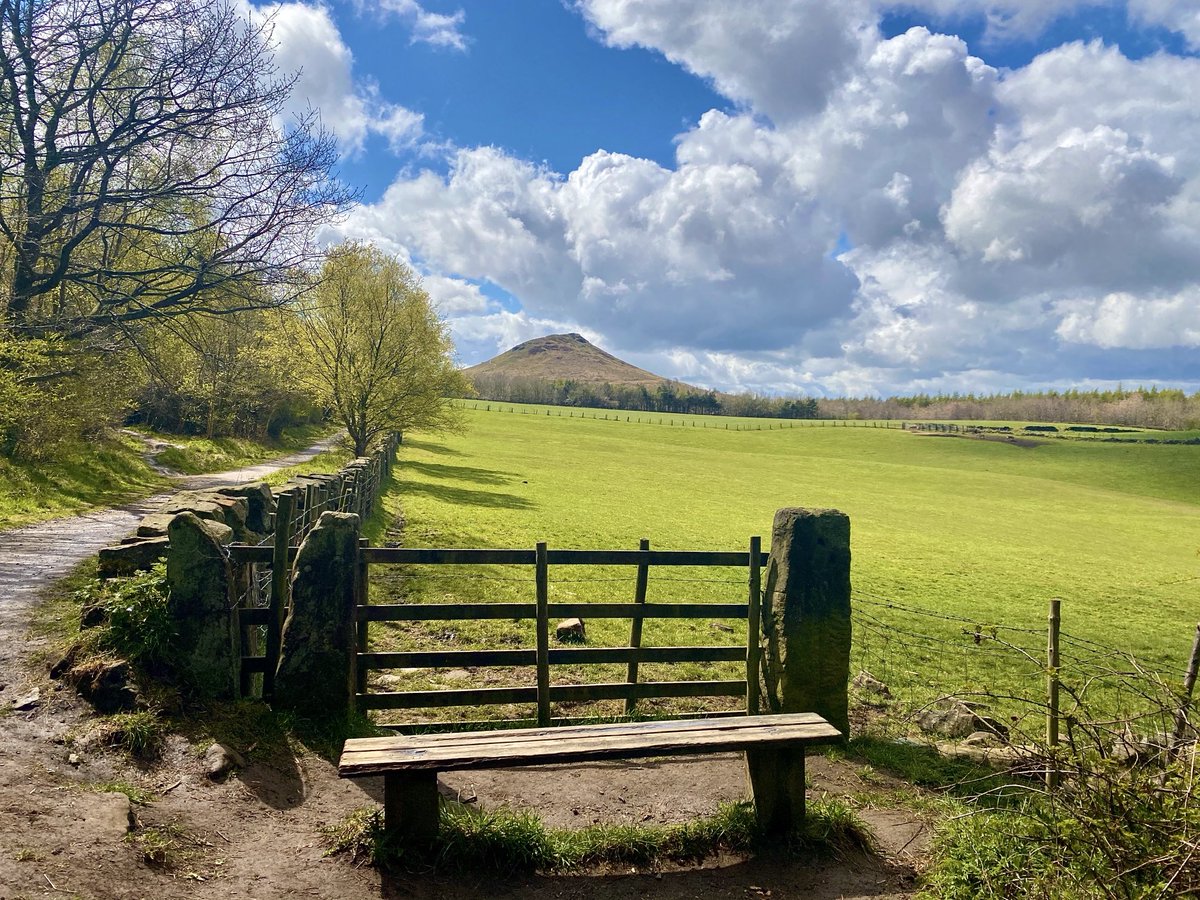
[324, 798, 872, 874]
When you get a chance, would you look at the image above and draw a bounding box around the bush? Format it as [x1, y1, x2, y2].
[75, 564, 174, 668]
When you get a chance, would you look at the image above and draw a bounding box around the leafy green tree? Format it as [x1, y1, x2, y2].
[302, 243, 467, 456]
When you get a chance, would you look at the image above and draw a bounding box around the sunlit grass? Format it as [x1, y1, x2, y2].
[368, 404, 1200, 725]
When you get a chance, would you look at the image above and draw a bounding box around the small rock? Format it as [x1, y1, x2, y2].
[915, 699, 1001, 739]
[443, 668, 471, 682]
[204, 742, 247, 780]
[13, 689, 40, 711]
[556, 618, 586, 643]
[852, 671, 892, 699]
[961, 731, 1002, 748]
[82, 792, 135, 840]
[68, 753, 81, 766]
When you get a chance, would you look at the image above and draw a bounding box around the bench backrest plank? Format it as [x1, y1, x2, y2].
[339, 713, 840, 776]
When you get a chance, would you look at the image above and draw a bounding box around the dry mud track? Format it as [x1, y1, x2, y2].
[0, 437, 924, 899]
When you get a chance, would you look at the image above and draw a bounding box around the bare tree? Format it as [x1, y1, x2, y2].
[0, 0, 355, 335]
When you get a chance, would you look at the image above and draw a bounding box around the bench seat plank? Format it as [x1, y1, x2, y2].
[339, 712, 840, 775]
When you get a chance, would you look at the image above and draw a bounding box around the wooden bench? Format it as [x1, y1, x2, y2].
[338, 712, 842, 843]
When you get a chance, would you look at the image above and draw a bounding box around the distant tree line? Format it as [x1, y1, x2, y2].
[468, 375, 1200, 431]
[816, 387, 1200, 430]
[467, 374, 820, 419]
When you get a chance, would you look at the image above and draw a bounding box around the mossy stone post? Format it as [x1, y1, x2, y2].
[166, 513, 240, 698]
[748, 507, 851, 833]
[273, 512, 361, 721]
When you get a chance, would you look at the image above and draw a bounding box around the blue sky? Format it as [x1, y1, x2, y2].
[258, 0, 1200, 397]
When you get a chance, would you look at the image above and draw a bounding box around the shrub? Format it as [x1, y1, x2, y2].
[75, 564, 174, 668]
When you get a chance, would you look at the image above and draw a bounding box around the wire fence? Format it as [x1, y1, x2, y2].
[850, 588, 1198, 756]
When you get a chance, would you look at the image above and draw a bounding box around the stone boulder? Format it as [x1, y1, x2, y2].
[217, 482, 276, 534]
[273, 512, 361, 720]
[166, 513, 240, 698]
[915, 699, 1008, 740]
[555, 618, 586, 643]
[97, 537, 169, 578]
[70, 660, 140, 713]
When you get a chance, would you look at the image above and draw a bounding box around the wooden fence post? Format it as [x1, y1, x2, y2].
[356, 538, 370, 697]
[747, 535, 762, 715]
[1047, 598, 1061, 790]
[536, 542, 550, 726]
[625, 539, 651, 714]
[262, 490, 294, 699]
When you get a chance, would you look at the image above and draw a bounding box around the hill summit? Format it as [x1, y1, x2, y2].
[465, 333, 677, 387]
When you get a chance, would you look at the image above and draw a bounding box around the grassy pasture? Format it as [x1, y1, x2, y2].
[369, 403, 1200, 728]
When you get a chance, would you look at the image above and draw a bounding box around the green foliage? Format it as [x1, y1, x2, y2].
[143, 424, 331, 475]
[90, 781, 156, 805]
[324, 798, 867, 874]
[98, 710, 167, 760]
[132, 308, 323, 441]
[74, 564, 173, 668]
[925, 755, 1200, 900]
[303, 243, 468, 456]
[0, 332, 134, 460]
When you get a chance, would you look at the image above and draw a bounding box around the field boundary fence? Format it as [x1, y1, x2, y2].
[355, 539, 767, 730]
[459, 401, 904, 431]
[851, 589, 1200, 777]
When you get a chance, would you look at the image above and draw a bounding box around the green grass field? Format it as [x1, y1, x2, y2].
[369, 403, 1200, 729]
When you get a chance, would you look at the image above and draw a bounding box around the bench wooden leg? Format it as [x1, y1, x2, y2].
[746, 747, 806, 835]
[383, 771, 440, 844]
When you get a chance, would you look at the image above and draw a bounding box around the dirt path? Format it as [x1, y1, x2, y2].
[0, 433, 926, 900]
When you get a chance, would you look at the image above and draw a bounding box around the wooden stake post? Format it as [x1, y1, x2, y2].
[535, 542, 550, 726]
[625, 539, 651, 714]
[1047, 598, 1061, 790]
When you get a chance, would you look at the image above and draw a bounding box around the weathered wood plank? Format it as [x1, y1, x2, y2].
[535, 542, 550, 726]
[348, 711, 831, 750]
[546, 602, 749, 619]
[241, 655, 268, 673]
[362, 649, 538, 668]
[626, 538, 651, 715]
[747, 535, 762, 716]
[359, 547, 770, 567]
[357, 679, 743, 711]
[358, 645, 744, 669]
[362, 548, 536, 565]
[378, 710, 747, 734]
[359, 686, 538, 710]
[339, 714, 841, 775]
[551, 680, 745, 703]
[357, 603, 536, 621]
[357, 602, 747, 622]
[384, 771, 439, 845]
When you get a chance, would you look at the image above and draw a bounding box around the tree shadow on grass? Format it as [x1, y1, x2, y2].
[399, 479, 536, 511]
[403, 438, 463, 457]
[403, 461, 520, 486]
